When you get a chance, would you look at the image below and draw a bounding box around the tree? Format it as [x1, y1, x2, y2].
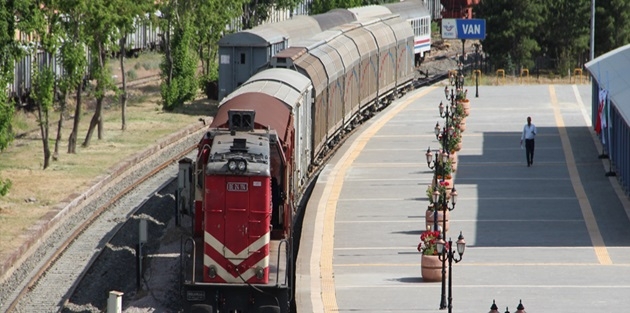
[535, 0, 590, 74]
[159, 0, 198, 111]
[241, 0, 303, 29]
[57, 0, 88, 157]
[194, 0, 247, 98]
[595, 0, 630, 57]
[310, 0, 362, 15]
[111, 0, 154, 131]
[59, 0, 89, 154]
[0, 1, 18, 156]
[476, 0, 543, 73]
[24, 1, 62, 169]
[82, 0, 117, 147]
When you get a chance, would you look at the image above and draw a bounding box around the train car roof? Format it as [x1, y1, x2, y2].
[381, 15, 415, 42]
[326, 32, 361, 71]
[218, 15, 321, 47]
[273, 46, 308, 61]
[382, 0, 430, 20]
[313, 9, 357, 30]
[216, 68, 311, 143]
[346, 5, 391, 21]
[212, 93, 292, 144]
[358, 15, 400, 51]
[242, 68, 312, 102]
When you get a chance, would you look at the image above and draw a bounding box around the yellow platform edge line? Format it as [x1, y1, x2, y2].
[320, 87, 436, 313]
[549, 85, 611, 265]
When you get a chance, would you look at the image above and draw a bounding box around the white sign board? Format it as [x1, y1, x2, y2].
[441, 19, 457, 39]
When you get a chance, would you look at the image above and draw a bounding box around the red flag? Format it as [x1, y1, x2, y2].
[595, 89, 605, 135]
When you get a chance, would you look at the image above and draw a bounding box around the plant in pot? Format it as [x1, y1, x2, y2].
[455, 88, 468, 102]
[441, 157, 453, 179]
[456, 88, 470, 115]
[447, 131, 462, 154]
[417, 229, 448, 281]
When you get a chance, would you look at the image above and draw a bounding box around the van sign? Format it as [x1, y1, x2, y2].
[442, 19, 486, 40]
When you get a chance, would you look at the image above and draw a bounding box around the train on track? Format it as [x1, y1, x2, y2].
[176, 2, 431, 313]
[218, 0, 432, 101]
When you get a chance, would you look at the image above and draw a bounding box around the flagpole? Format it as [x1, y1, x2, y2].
[604, 75, 616, 177]
[597, 88, 608, 159]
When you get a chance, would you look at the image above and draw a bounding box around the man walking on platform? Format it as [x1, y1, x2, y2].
[520, 116, 537, 167]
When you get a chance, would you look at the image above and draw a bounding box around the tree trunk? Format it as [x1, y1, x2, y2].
[53, 91, 67, 160]
[83, 43, 106, 147]
[119, 36, 128, 131]
[166, 16, 173, 85]
[68, 80, 82, 153]
[37, 102, 51, 169]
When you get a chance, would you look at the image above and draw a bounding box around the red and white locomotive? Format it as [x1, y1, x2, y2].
[177, 4, 428, 313]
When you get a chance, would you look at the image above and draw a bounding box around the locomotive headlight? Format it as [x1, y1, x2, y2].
[228, 160, 237, 171]
[237, 160, 247, 171]
[255, 266, 264, 280]
[209, 265, 217, 278]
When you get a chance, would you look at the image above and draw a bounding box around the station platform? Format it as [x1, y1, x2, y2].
[296, 83, 630, 312]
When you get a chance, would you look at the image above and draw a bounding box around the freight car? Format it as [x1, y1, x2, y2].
[217, 9, 357, 101]
[177, 13, 416, 313]
[217, 0, 431, 101]
[382, 0, 432, 65]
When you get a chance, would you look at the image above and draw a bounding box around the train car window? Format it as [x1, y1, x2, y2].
[240, 53, 246, 64]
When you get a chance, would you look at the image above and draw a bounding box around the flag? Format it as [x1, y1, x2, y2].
[595, 88, 606, 135]
[605, 92, 613, 157]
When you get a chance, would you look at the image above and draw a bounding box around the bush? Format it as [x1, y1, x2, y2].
[126, 70, 138, 80]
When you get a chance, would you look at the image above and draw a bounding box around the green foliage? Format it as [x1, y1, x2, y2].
[0, 177, 11, 196]
[161, 18, 198, 111]
[0, 77, 13, 152]
[310, 0, 363, 14]
[476, 0, 543, 70]
[126, 69, 138, 80]
[241, 0, 303, 29]
[595, 0, 630, 56]
[477, 0, 630, 72]
[141, 61, 160, 70]
[58, 39, 87, 95]
[32, 66, 56, 113]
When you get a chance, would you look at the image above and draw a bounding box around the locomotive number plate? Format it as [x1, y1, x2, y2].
[227, 182, 248, 192]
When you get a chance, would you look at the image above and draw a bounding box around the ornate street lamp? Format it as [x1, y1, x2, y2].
[437, 187, 456, 310]
[473, 43, 482, 98]
[490, 300, 526, 313]
[489, 300, 499, 313]
[426, 147, 448, 231]
[437, 232, 466, 313]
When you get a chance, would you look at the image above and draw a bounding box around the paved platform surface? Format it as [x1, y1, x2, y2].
[296, 83, 630, 312]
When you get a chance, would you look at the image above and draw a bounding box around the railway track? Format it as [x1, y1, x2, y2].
[0, 121, 209, 313]
[0, 52, 461, 312]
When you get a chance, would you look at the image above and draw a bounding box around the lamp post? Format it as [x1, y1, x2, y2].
[425, 146, 447, 232]
[437, 232, 466, 313]
[436, 88, 459, 310]
[489, 300, 499, 313]
[473, 43, 481, 98]
[488, 300, 526, 313]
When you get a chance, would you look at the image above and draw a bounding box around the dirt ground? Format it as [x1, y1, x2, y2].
[0, 53, 216, 268]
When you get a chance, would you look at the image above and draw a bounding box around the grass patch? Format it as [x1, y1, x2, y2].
[0, 79, 216, 261]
